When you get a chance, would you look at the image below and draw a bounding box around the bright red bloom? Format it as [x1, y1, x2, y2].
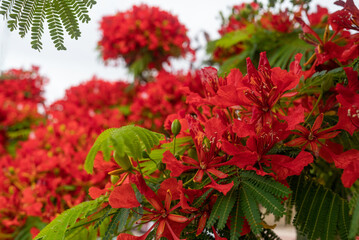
[118, 181, 189, 240]
[307, 5, 329, 28]
[335, 67, 359, 135]
[99, 5, 193, 71]
[329, 149, 359, 188]
[286, 114, 340, 155]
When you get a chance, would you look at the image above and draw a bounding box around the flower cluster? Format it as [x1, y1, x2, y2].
[0, 67, 46, 155]
[98, 4, 193, 75]
[0, 70, 201, 236]
[85, 50, 359, 239]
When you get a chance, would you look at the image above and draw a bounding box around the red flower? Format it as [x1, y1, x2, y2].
[118, 182, 189, 240]
[335, 67, 359, 135]
[286, 113, 340, 155]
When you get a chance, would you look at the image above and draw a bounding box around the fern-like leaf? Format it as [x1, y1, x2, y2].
[240, 171, 291, 198]
[85, 125, 163, 174]
[206, 187, 237, 230]
[103, 208, 129, 240]
[349, 195, 359, 239]
[338, 199, 350, 240]
[0, 0, 96, 50]
[289, 175, 351, 240]
[242, 181, 285, 217]
[34, 198, 103, 240]
[229, 196, 245, 240]
[30, 0, 45, 50]
[217, 189, 237, 230]
[45, 1, 66, 50]
[239, 187, 262, 234]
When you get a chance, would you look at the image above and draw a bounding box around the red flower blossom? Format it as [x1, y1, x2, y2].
[286, 113, 340, 155]
[99, 5, 193, 71]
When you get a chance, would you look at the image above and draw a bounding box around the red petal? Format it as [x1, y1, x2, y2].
[207, 168, 228, 179]
[88, 187, 106, 200]
[168, 214, 188, 223]
[205, 180, 234, 195]
[156, 220, 166, 240]
[312, 113, 324, 132]
[194, 169, 204, 183]
[196, 212, 208, 236]
[286, 137, 307, 147]
[109, 184, 140, 209]
[163, 151, 193, 177]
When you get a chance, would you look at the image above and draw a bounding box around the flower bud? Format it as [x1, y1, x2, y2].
[113, 151, 132, 170]
[171, 119, 181, 137]
[111, 175, 120, 185]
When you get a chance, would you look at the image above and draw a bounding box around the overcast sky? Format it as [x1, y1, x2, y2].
[0, 1, 340, 104]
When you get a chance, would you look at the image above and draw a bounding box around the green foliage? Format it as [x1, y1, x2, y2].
[103, 208, 129, 240]
[240, 171, 291, 198]
[34, 198, 103, 240]
[207, 188, 237, 229]
[349, 191, 359, 239]
[289, 174, 351, 240]
[229, 195, 245, 240]
[0, 0, 96, 50]
[85, 125, 163, 174]
[239, 186, 262, 235]
[214, 24, 254, 48]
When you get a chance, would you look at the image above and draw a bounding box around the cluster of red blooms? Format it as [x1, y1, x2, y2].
[0, 67, 46, 155]
[84, 1, 359, 239]
[90, 50, 359, 239]
[98, 4, 193, 71]
[0, 69, 200, 236]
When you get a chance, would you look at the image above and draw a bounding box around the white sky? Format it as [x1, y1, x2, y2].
[0, 1, 340, 104]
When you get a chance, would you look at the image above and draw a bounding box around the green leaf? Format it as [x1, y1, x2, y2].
[240, 171, 291, 198]
[349, 192, 359, 238]
[289, 175, 351, 240]
[215, 24, 254, 48]
[85, 125, 163, 174]
[103, 208, 129, 240]
[206, 188, 236, 229]
[34, 198, 103, 240]
[242, 181, 285, 217]
[229, 196, 245, 240]
[0, 0, 96, 50]
[239, 187, 262, 234]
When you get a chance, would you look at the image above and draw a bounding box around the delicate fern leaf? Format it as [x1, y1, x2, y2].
[53, 0, 80, 39]
[85, 125, 163, 174]
[34, 198, 102, 240]
[216, 189, 237, 230]
[30, 0, 45, 50]
[7, 0, 26, 31]
[240, 171, 291, 198]
[289, 175, 351, 240]
[93, 206, 112, 230]
[242, 181, 285, 217]
[0, 0, 12, 16]
[71, 0, 90, 23]
[349, 196, 359, 239]
[192, 189, 212, 208]
[207, 189, 237, 229]
[83, 0, 96, 8]
[305, 188, 331, 240]
[103, 208, 129, 240]
[321, 194, 339, 240]
[239, 187, 262, 234]
[338, 199, 350, 240]
[45, 1, 66, 50]
[230, 196, 245, 240]
[18, 0, 35, 37]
